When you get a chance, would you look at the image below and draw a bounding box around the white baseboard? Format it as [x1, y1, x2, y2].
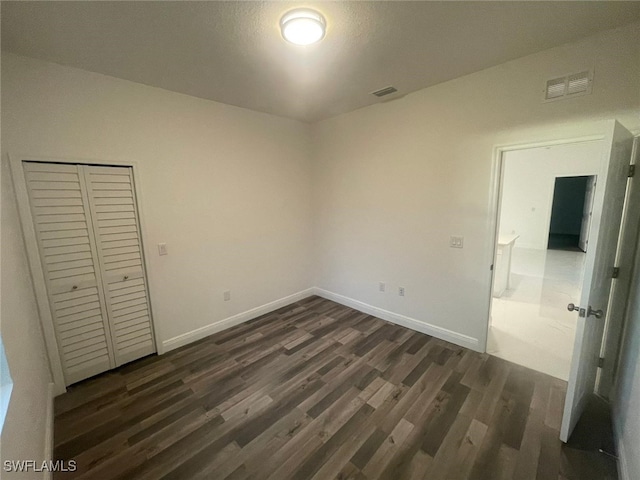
[162, 286, 481, 354]
[312, 287, 481, 352]
[43, 382, 55, 480]
[162, 288, 315, 352]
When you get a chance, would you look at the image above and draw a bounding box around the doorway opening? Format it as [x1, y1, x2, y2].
[547, 175, 596, 252]
[486, 122, 635, 442]
[487, 140, 601, 380]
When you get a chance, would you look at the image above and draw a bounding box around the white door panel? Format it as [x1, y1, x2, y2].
[83, 165, 156, 366]
[23, 162, 115, 385]
[23, 161, 155, 385]
[560, 120, 634, 442]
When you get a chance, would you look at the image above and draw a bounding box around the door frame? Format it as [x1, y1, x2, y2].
[578, 175, 597, 253]
[9, 153, 162, 395]
[545, 173, 598, 251]
[598, 135, 640, 398]
[482, 134, 605, 351]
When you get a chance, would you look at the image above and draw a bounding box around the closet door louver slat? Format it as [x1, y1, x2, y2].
[24, 162, 115, 385]
[84, 166, 156, 365]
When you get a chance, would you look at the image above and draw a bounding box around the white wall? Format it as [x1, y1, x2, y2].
[613, 223, 640, 480]
[1, 53, 314, 472]
[0, 53, 315, 463]
[1, 159, 54, 477]
[1, 20, 640, 474]
[500, 141, 602, 250]
[1, 53, 314, 345]
[311, 22, 640, 350]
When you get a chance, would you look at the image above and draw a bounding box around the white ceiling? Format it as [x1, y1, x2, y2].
[3, 1, 640, 123]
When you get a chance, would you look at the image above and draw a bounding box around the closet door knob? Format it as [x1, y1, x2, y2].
[123, 275, 129, 281]
[72, 285, 78, 290]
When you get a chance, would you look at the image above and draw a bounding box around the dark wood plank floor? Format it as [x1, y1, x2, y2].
[53, 296, 615, 479]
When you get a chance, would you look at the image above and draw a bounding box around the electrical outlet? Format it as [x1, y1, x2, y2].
[158, 243, 168, 255]
[223, 290, 231, 301]
[379, 282, 386, 292]
[449, 236, 464, 249]
[399, 286, 405, 297]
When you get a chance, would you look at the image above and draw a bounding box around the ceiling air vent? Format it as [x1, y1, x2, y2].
[543, 70, 593, 102]
[372, 86, 398, 97]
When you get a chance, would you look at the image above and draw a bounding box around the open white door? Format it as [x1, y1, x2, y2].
[560, 120, 634, 442]
[578, 175, 596, 252]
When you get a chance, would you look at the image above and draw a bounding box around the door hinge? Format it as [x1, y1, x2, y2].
[629, 164, 636, 178]
[612, 267, 620, 279]
[598, 357, 605, 368]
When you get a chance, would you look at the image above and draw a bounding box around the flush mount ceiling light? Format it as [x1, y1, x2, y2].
[280, 9, 326, 46]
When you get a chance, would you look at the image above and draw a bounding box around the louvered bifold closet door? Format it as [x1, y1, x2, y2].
[23, 162, 116, 385]
[83, 166, 156, 365]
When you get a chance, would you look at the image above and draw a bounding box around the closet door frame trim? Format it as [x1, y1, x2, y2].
[9, 153, 161, 395]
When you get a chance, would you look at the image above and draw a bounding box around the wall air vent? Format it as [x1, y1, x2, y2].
[372, 86, 398, 97]
[543, 70, 593, 102]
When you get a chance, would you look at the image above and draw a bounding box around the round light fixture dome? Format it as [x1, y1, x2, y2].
[280, 9, 326, 46]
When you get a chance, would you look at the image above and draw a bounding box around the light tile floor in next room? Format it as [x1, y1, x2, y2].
[487, 248, 586, 380]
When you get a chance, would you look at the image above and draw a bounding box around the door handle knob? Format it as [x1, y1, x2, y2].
[587, 306, 604, 319]
[567, 303, 579, 312]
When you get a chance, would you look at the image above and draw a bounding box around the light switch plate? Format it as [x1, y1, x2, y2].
[158, 243, 168, 256]
[450, 236, 464, 248]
